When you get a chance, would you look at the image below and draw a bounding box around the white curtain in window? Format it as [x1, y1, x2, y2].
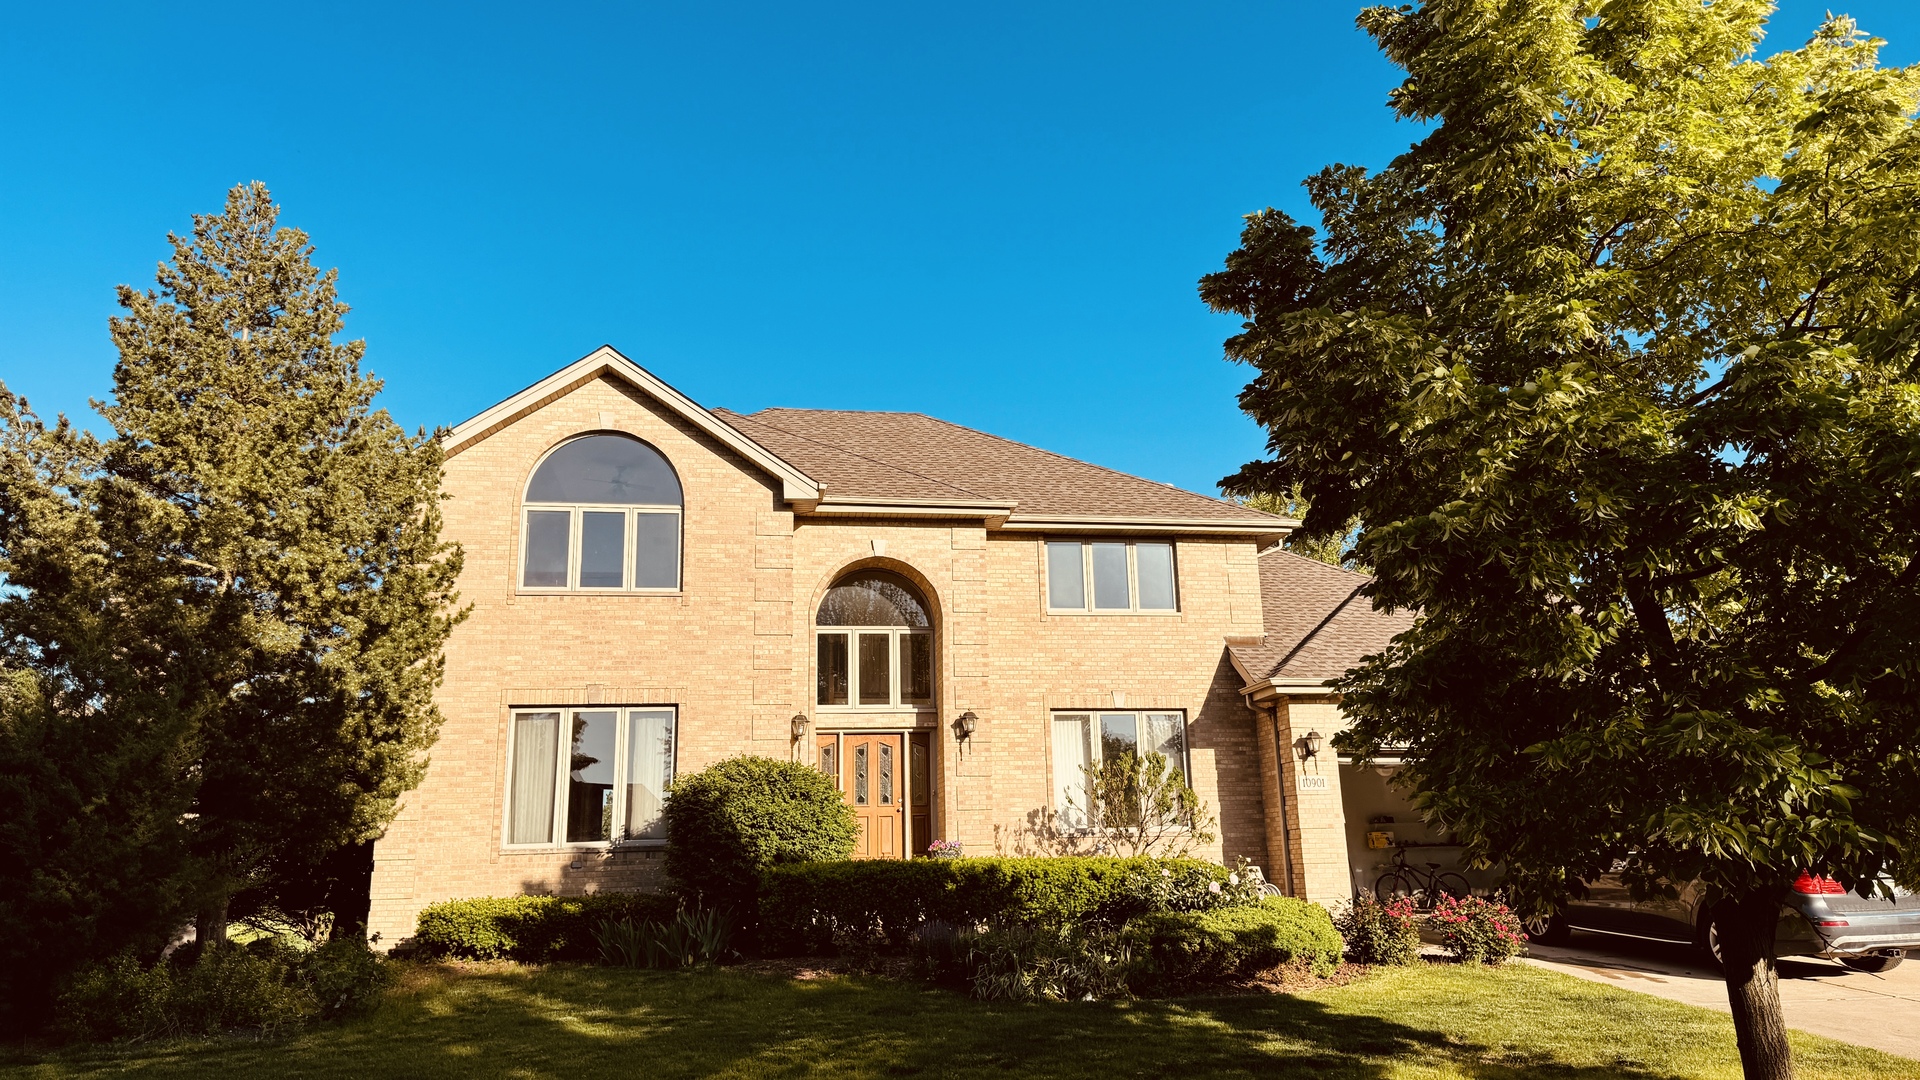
[509, 712, 560, 844]
[1052, 715, 1091, 827]
[624, 709, 675, 840]
[1143, 712, 1187, 781]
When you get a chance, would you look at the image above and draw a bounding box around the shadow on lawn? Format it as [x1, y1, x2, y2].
[11, 965, 1697, 1080]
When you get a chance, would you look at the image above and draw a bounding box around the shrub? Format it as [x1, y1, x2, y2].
[663, 757, 858, 906]
[410, 892, 677, 962]
[595, 905, 734, 968]
[760, 856, 1255, 955]
[958, 923, 1134, 1002]
[1333, 894, 1422, 966]
[1125, 897, 1342, 990]
[54, 937, 387, 1043]
[1431, 893, 1526, 965]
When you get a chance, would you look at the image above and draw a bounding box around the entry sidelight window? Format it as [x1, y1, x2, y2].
[1050, 710, 1188, 828]
[815, 569, 935, 710]
[505, 706, 677, 846]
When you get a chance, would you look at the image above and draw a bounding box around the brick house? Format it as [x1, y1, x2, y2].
[366, 347, 1423, 942]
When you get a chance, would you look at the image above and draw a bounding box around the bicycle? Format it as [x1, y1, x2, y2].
[1373, 847, 1471, 909]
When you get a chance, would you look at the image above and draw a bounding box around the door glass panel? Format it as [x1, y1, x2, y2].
[854, 744, 869, 806]
[579, 511, 626, 588]
[817, 634, 848, 705]
[633, 512, 679, 588]
[623, 709, 674, 841]
[1092, 543, 1131, 609]
[879, 743, 895, 805]
[901, 634, 932, 705]
[818, 740, 838, 787]
[523, 510, 571, 587]
[858, 633, 891, 705]
[508, 711, 560, 844]
[1136, 543, 1176, 610]
[1052, 715, 1091, 827]
[1047, 541, 1086, 609]
[565, 710, 618, 843]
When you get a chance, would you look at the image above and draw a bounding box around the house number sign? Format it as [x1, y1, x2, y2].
[1298, 775, 1330, 792]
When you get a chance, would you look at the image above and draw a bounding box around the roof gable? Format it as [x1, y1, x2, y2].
[1229, 547, 1414, 689]
[443, 346, 821, 502]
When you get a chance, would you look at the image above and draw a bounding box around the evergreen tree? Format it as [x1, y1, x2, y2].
[0, 183, 464, 1024]
[1204, 7, 1920, 1079]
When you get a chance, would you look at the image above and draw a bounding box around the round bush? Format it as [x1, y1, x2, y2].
[663, 756, 858, 904]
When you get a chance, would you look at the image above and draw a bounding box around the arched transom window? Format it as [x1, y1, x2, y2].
[816, 570, 933, 709]
[521, 434, 683, 591]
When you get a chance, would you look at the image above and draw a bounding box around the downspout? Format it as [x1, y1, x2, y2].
[1265, 703, 1297, 897]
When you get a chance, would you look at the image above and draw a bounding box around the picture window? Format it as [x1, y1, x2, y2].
[505, 706, 676, 847]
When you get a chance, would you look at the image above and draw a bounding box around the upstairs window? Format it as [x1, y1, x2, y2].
[816, 570, 934, 709]
[521, 434, 683, 591]
[1046, 541, 1177, 612]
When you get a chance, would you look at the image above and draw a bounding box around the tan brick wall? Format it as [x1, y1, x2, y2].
[367, 374, 1315, 942]
[1272, 698, 1352, 908]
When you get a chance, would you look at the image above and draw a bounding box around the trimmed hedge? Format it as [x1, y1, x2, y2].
[664, 757, 858, 905]
[410, 893, 677, 961]
[1125, 897, 1342, 989]
[760, 856, 1255, 955]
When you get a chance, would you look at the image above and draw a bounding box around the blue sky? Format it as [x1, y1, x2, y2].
[4, 3, 1915, 498]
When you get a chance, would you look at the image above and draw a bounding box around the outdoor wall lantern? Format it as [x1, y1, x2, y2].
[1297, 730, 1323, 761]
[953, 710, 978, 741]
[791, 713, 809, 741]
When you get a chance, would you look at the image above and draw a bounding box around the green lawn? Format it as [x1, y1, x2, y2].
[2, 961, 1912, 1080]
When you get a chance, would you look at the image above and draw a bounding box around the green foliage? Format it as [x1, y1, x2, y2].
[1430, 894, 1526, 967]
[409, 893, 677, 962]
[1240, 487, 1362, 569]
[1205, 5, 1920, 1068]
[595, 905, 735, 969]
[54, 938, 390, 1043]
[1126, 897, 1342, 989]
[662, 756, 858, 905]
[0, 184, 463, 1028]
[957, 923, 1134, 1002]
[1049, 750, 1219, 858]
[759, 856, 1256, 955]
[1334, 895, 1422, 967]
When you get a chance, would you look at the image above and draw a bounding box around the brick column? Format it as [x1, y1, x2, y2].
[1276, 698, 1354, 908]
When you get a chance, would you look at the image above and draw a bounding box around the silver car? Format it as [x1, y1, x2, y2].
[1528, 870, 1920, 973]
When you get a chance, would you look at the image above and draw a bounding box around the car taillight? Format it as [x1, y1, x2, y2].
[1793, 872, 1845, 895]
[1815, 919, 1850, 927]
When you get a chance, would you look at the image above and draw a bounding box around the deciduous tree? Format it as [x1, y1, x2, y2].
[1203, 6, 1920, 1078]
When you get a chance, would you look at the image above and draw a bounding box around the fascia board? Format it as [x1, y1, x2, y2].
[1000, 514, 1294, 540]
[442, 346, 821, 502]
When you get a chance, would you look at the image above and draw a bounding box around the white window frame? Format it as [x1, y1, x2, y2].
[1043, 540, 1179, 614]
[814, 627, 936, 712]
[1049, 709, 1190, 830]
[501, 705, 678, 850]
[518, 504, 683, 594]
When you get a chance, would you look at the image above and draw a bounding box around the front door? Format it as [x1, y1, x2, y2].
[819, 732, 906, 859]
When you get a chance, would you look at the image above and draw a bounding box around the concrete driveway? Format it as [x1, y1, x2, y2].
[1521, 931, 1920, 1062]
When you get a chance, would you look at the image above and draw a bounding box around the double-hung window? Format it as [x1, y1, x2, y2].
[521, 434, 683, 591]
[1045, 541, 1177, 612]
[505, 706, 676, 846]
[1051, 710, 1188, 828]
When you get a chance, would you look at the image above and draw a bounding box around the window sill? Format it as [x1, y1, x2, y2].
[814, 705, 938, 713]
[1044, 609, 1182, 617]
[515, 588, 685, 598]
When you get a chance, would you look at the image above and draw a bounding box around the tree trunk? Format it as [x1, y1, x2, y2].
[1715, 889, 1794, 1080]
[195, 894, 230, 949]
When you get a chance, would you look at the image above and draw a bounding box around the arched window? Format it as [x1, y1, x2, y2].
[815, 570, 933, 709]
[520, 434, 683, 591]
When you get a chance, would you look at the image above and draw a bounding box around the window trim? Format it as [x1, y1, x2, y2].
[1043, 540, 1180, 615]
[517, 503, 684, 594]
[1049, 708, 1191, 830]
[814, 626, 936, 712]
[501, 705, 679, 851]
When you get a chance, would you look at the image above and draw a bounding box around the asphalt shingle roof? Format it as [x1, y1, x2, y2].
[714, 407, 1283, 523]
[1230, 547, 1414, 684]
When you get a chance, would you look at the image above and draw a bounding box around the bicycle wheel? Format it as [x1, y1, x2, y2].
[1374, 871, 1415, 903]
[1433, 873, 1471, 901]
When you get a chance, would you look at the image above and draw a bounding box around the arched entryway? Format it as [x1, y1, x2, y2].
[813, 568, 936, 859]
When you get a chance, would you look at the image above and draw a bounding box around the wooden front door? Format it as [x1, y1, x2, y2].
[819, 732, 906, 859]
